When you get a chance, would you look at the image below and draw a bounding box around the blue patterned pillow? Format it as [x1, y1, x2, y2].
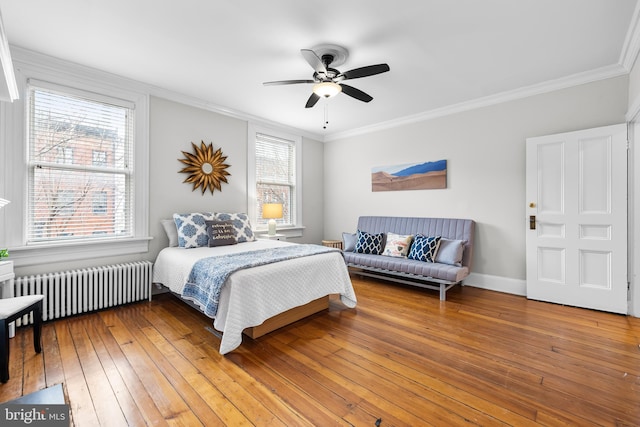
[213, 212, 255, 243]
[173, 212, 215, 248]
[354, 230, 384, 255]
[408, 235, 442, 262]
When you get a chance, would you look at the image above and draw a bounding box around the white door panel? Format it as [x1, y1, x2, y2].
[526, 124, 627, 314]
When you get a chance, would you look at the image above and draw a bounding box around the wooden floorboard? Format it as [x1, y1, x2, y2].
[1, 275, 639, 426]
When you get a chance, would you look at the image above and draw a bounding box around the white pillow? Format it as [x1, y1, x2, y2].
[161, 219, 179, 247]
[434, 238, 466, 266]
[382, 232, 413, 257]
[342, 232, 357, 252]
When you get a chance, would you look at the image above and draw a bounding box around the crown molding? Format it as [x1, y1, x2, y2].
[324, 64, 628, 142]
[9, 43, 632, 145]
[620, 0, 640, 71]
[0, 10, 19, 102]
[146, 85, 325, 142]
[10, 46, 324, 142]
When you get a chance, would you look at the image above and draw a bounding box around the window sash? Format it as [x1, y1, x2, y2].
[254, 132, 296, 228]
[26, 84, 134, 244]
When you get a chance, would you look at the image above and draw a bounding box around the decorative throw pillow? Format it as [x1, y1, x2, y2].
[434, 238, 465, 266]
[213, 212, 255, 242]
[382, 232, 414, 258]
[206, 220, 237, 247]
[342, 232, 357, 252]
[407, 235, 442, 262]
[161, 219, 179, 247]
[173, 212, 215, 248]
[354, 230, 384, 255]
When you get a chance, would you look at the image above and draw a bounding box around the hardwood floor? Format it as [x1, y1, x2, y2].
[1, 275, 639, 426]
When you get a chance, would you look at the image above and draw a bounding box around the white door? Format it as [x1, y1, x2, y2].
[525, 124, 628, 314]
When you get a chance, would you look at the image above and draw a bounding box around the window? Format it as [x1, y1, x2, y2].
[56, 147, 73, 164]
[92, 150, 107, 166]
[0, 50, 149, 267]
[92, 191, 108, 215]
[248, 124, 302, 234]
[26, 82, 133, 244]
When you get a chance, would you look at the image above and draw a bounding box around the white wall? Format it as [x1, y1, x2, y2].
[148, 96, 249, 259]
[300, 134, 325, 245]
[148, 96, 325, 262]
[628, 55, 640, 317]
[324, 76, 628, 294]
[629, 56, 640, 112]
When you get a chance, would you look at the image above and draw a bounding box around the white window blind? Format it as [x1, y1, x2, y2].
[255, 132, 296, 227]
[26, 83, 134, 243]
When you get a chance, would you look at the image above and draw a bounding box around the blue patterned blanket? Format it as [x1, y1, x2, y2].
[182, 244, 339, 317]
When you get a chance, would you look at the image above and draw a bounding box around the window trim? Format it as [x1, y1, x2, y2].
[247, 123, 303, 237]
[0, 49, 150, 267]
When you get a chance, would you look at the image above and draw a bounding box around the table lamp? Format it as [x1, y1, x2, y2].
[262, 203, 283, 236]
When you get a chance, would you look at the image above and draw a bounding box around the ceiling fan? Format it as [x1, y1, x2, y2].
[263, 44, 390, 108]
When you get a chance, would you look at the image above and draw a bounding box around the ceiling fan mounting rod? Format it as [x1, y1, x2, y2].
[321, 54, 335, 68]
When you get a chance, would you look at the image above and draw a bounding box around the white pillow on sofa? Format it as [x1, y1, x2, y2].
[434, 238, 466, 266]
[382, 232, 413, 257]
[342, 232, 357, 252]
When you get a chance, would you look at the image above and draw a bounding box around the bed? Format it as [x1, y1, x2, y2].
[152, 238, 357, 354]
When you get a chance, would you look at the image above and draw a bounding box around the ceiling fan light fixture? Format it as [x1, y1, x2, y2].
[313, 81, 342, 98]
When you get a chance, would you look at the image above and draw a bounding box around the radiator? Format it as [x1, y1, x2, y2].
[14, 261, 153, 326]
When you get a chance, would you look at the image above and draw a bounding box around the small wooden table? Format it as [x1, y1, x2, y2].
[322, 239, 343, 250]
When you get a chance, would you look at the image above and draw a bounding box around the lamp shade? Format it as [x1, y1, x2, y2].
[0, 198, 9, 209]
[313, 81, 342, 98]
[262, 203, 283, 219]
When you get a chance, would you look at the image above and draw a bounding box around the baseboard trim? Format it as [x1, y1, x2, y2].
[462, 272, 526, 296]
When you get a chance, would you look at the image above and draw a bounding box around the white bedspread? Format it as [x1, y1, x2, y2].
[153, 240, 357, 354]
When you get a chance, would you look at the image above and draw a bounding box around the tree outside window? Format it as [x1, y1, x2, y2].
[27, 86, 133, 243]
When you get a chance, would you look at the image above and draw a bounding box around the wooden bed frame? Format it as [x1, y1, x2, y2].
[172, 290, 330, 340]
[243, 296, 329, 338]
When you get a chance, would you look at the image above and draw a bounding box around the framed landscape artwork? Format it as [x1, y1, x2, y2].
[371, 159, 447, 192]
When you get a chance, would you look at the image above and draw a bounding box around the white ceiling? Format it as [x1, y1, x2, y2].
[0, 0, 638, 140]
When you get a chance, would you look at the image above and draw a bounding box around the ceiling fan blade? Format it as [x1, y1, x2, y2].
[340, 84, 373, 103]
[263, 79, 315, 86]
[342, 64, 390, 80]
[305, 92, 320, 108]
[301, 49, 327, 74]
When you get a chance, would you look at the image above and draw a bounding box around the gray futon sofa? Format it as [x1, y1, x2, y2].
[342, 216, 475, 300]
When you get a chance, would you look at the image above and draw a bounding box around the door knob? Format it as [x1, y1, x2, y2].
[529, 202, 536, 208]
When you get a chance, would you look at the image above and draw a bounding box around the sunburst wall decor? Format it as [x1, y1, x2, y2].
[179, 141, 231, 194]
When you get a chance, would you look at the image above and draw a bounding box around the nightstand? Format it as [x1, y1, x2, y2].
[0, 260, 15, 337]
[322, 239, 343, 250]
[258, 234, 287, 241]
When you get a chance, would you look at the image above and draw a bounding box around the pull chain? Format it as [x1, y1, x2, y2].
[323, 103, 329, 129]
